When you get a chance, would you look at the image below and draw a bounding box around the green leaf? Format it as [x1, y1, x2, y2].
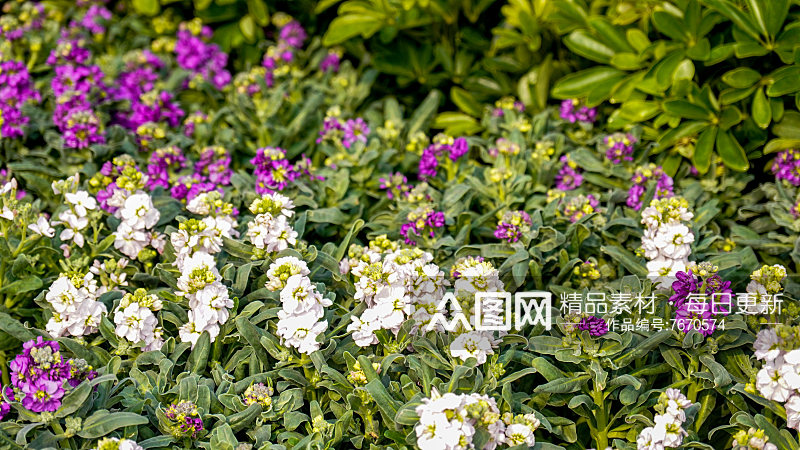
[246, 0, 269, 26]
[450, 87, 482, 117]
[563, 30, 615, 64]
[77, 411, 148, 439]
[322, 14, 383, 46]
[131, 0, 159, 15]
[715, 130, 749, 171]
[752, 87, 771, 129]
[611, 330, 672, 369]
[692, 126, 717, 174]
[662, 100, 714, 120]
[699, 354, 732, 387]
[55, 382, 91, 418]
[721, 67, 761, 88]
[239, 15, 257, 42]
[188, 331, 211, 375]
[552, 67, 626, 99]
[364, 379, 401, 425]
[408, 90, 442, 137]
[600, 246, 646, 277]
[0, 312, 35, 342]
[534, 373, 590, 393]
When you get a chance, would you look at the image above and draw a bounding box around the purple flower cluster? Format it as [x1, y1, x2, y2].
[494, 210, 532, 243]
[76, 4, 111, 35]
[49, 44, 106, 149]
[47, 33, 90, 66]
[111, 50, 164, 104]
[577, 315, 608, 337]
[320, 49, 342, 73]
[626, 165, 673, 211]
[670, 265, 732, 337]
[0, 60, 40, 138]
[124, 90, 184, 131]
[194, 146, 233, 186]
[418, 136, 469, 179]
[165, 401, 204, 439]
[555, 155, 582, 190]
[147, 146, 186, 190]
[603, 132, 637, 164]
[317, 115, 371, 150]
[5, 337, 96, 413]
[251, 147, 300, 194]
[559, 99, 597, 124]
[170, 176, 221, 204]
[771, 149, 800, 186]
[175, 21, 231, 90]
[400, 207, 445, 245]
[379, 172, 412, 200]
[263, 20, 307, 86]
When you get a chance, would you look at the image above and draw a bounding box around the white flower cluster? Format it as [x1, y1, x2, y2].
[414, 387, 540, 450]
[0, 177, 19, 222]
[44, 273, 107, 337]
[636, 388, 693, 449]
[90, 257, 130, 291]
[265, 256, 330, 354]
[446, 256, 505, 364]
[55, 189, 97, 248]
[172, 193, 239, 348]
[245, 193, 297, 252]
[640, 197, 694, 287]
[752, 326, 800, 430]
[113, 192, 164, 259]
[176, 251, 233, 347]
[345, 242, 449, 348]
[113, 288, 164, 351]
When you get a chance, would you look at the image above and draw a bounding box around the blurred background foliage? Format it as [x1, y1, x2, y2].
[129, 0, 800, 174]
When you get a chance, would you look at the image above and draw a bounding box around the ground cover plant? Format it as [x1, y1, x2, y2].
[1, 1, 800, 450]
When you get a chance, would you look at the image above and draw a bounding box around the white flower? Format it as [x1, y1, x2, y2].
[347, 309, 381, 347]
[636, 427, 664, 450]
[266, 215, 298, 252]
[192, 282, 233, 326]
[187, 193, 212, 215]
[279, 275, 329, 315]
[28, 216, 55, 237]
[114, 303, 157, 343]
[664, 388, 691, 423]
[277, 308, 327, 354]
[65, 191, 97, 217]
[0, 206, 15, 221]
[176, 251, 220, 295]
[649, 224, 693, 259]
[652, 413, 687, 447]
[786, 394, 800, 431]
[266, 256, 310, 291]
[754, 328, 782, 363]
[505, 423, 536, 447]
[46, 276, 81, 314]
[120, 192, 159, 229]
[450, 331, 495, 364]
[114, 222, 149, 259]
[757, 362, 792, 402]
[372, 284, 410, 331]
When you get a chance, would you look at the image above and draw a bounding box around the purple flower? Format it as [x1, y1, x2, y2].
[674, 301, 715, 336]
[379, 172, 411, 199]
[400, 208, 445, 245]
[0, 60, 41, 138]
[449, 137, 469, 161]
[494, 210, 532, 243]
[626, 165, 673, 210]
[562, 194, 599, 223]
[577, 316, 608, 337]
[603, 133, 636, 164]
[175, 22, 231, 90]
[317, 116, 343, 144]
[560, 99, 597, 124]
[555, 155, 583, 190]
[279, 21, 307, 48]
[251, 147, 300, 194]
[79, 5, 112, 35]
[194, 146, 232, 186]
[63, 110, 105, 149]
[165, 401, 204, 439]
[147, 146, 186, 190]
[21, 379, 64, 412]
[320, 50, 341, 73]
[669, 271, 699, 309]
[343, 118, 370, 149]
[771, 149, 800, 186]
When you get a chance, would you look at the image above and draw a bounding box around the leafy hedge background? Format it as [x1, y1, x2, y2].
[0, 0, 799, 449]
